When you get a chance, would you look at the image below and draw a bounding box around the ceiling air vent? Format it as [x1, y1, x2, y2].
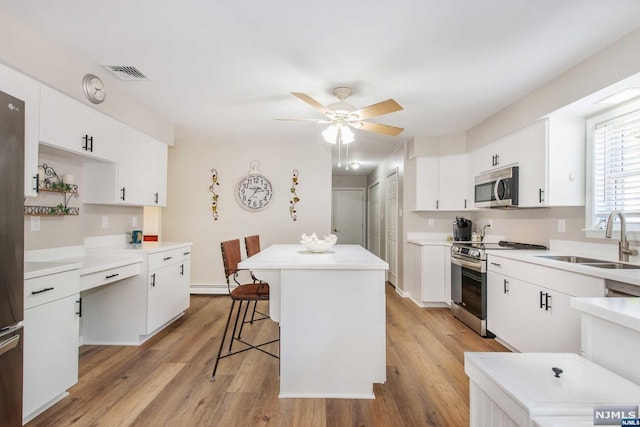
[103, 65, 149, 81]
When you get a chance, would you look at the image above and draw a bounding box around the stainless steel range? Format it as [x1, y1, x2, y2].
[450, 241, 547, 336]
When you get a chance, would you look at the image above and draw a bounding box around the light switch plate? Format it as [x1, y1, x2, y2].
[30, 216, 40, 231]
[102, 215, 109, 228]
[132, 216, 137, 227]
[558, 219, 566, 233]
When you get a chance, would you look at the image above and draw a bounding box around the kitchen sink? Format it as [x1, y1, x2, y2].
[535, 255, 640, 269]
[581, 262, 640, 269]
[536, 255, 604, 263]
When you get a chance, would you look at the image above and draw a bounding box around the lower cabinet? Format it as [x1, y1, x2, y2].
[81, 245, 192, 345]
[487, 255, 604, 353]
[23, 269, 80, 423]
[407, 243, 450, 307]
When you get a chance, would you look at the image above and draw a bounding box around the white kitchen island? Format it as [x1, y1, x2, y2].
[238, 244, 388, 399]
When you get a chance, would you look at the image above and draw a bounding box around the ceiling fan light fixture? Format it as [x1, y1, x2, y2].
[350, 161, 360, 170]
[341, 126, 355, 144]
[322, 125, 338, 144]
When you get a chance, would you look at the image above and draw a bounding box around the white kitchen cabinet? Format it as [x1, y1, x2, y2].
[517, 117, 585, 207]
[0, 63, 40, 196]
[39, 85, 118, 162]
[407, 243, 449, 307]
[472, 133, 518, 175]
[81, 245, 192, 345]
[23, 268, 80, 423]
[415, 154, 469, 211]
[486, 255, 604, 353]
[83, 125, 168, 206]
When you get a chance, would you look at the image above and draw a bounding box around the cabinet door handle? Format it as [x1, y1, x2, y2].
[154, 192, 159, 204]
[495, 154, 499, 166]
[83, 134, 90, 151]
[76, 298, 82, 317]
[464, 199, 467, 209]
[491, 154, 495, 166]
[545, 293, 552, 311]
[89, 136, 94, 152]
[539, 188, 544, 203]
[539, 291, 545, 309]
[163, 256, 173, 261]
[32, 287, 54, 295]
[105, 273, 119, 279]
[120, 187, 126, 201]
[180, 264, 184, 276]
[503, 279, 509, 294]
[150, 273, 156, 287]
[33, 174, 39, 192]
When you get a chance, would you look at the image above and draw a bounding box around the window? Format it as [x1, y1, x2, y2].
[587, 100, 640, 234]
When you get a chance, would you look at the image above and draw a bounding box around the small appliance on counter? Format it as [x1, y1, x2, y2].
[452, 217, 472, 241]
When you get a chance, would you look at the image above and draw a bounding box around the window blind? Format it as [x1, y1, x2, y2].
[593, 109, 640, 222]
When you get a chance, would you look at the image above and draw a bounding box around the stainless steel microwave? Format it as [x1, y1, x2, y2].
[474, 166, 519, 208]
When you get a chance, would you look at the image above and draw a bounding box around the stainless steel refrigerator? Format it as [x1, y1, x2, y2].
[0, 90, 25, 426]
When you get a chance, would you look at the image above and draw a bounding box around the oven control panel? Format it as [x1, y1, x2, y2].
[451, 245, 482, 259]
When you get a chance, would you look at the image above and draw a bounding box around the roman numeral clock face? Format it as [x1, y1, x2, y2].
[236, 174, 273, 211]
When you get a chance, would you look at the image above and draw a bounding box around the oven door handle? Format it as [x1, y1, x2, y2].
[451, 256, 482, 272]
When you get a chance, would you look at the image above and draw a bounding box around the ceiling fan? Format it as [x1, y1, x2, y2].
[280, 87, 404, 137]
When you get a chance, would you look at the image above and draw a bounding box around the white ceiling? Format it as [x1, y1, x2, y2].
[3, 0, 640, 175]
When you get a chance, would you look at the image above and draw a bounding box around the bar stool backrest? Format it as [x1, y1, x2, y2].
[220, 239, 242, 287]
[244, 235, 261, 257]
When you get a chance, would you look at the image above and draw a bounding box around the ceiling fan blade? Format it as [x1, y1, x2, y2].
[358, 121, 404, 136]
[350, 99, 403, 120]
[291, 92, 333, 116]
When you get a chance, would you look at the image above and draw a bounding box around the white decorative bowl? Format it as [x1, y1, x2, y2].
[300, 233, 337, 253]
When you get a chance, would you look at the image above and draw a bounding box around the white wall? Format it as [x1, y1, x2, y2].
[0, 10, 174, 144]
[162, 126, 332, 290]
[1, 10, 174, 250]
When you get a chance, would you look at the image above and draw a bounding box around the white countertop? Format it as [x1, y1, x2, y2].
[25, 261, 82, 279]
[486, 249, 640, 286]
[24, 240, 191, 279]
[570, 297, 640, 332]
[408, 239, 452, 246]
[239, 244, 388, 270]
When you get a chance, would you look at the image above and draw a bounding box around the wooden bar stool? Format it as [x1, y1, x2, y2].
[244, 234, 269, 322]
[210, 239, 278, 381]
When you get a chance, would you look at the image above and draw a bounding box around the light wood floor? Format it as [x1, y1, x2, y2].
[27, 283, 507, 427]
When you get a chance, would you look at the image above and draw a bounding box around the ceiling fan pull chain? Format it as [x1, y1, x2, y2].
[337, 129, 342, 167]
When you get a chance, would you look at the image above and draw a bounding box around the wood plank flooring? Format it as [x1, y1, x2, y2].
[27, 284, 507, 427]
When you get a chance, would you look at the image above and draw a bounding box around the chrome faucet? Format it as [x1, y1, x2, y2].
[481, 224, 491, 242]
[605, 210, 638, 262]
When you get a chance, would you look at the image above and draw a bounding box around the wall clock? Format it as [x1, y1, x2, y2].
[236, 173, 273, 211]
[82, 73, 106, 104]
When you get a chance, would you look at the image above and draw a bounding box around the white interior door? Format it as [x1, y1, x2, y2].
[367, 181, 381, 257]
[385, 170, 398, 285]
[332, 189, 365, 245]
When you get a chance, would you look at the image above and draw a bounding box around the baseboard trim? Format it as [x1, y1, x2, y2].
[190, 284, 229, 295]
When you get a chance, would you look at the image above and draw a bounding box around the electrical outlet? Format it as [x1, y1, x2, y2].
[132, 216, 138, 227]
[558, 219, 566, 233]
[427, 218, 434, 227]
[30, 216, 40, 231]
[102, 215, 109, 229]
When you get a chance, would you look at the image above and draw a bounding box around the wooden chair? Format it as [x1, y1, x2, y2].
[210, 239, 278, 381]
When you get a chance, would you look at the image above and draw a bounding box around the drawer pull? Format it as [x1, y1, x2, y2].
[183, 251, 191, 255]
[490, 262, 501, 267]
[105, 273, 120, 279]
[163, 256, 173, 261]
[32, 287, 54, 295]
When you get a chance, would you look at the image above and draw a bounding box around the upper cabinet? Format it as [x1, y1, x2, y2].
[83, 125, 168, 207]
[415, 153, 470, 211]
[0, 63, 40, 197]
[517, 117, 585, 207]
[473, 134, 518, 175]
[39, 86, 118, 162]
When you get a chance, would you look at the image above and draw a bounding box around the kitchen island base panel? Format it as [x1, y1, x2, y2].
[278, 269, 386, 399]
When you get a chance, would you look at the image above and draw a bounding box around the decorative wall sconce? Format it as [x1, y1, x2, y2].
[209, 168, 220, 220]
[289, 169, 300, 221]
